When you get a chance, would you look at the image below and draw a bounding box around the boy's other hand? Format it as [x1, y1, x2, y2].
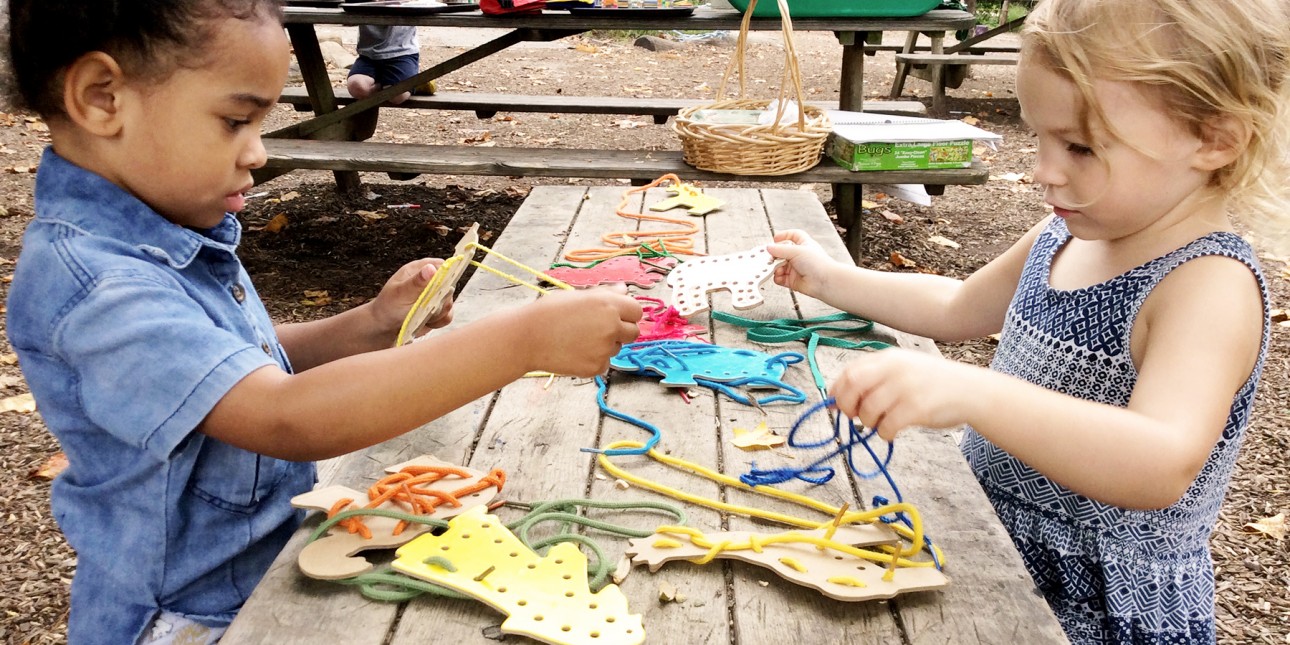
[373, 258, 454, 335]
[829, 348, 980, 442]
[524, 286, 643, 377]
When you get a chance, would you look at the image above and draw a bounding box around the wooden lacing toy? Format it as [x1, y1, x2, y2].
[396, 222, 575, 346]
[561, 174, 706, 263]
[596, 440, 948, 599]
[291, 455, 506, 580]
[665, 244, 784, 316]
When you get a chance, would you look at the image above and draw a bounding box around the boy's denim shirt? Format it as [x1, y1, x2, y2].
[6, 149, 317, 644]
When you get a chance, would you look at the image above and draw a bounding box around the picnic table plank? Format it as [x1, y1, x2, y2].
[698, 189, 905, 642]
[579, 185, 735, 644]
[389, 185, 622, 642]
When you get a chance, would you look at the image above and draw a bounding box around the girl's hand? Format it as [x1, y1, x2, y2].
[765, 229, 837, 299]
[372, 258, 454, 336]
[829, 348, 982, 441]
[523, 286, 643, 377]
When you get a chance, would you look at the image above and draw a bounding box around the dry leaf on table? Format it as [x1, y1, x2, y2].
[928, 235, 961, 249]
[732, 421, 786, 450]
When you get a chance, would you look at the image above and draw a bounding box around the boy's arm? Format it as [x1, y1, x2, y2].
[201, 289, 641, 461]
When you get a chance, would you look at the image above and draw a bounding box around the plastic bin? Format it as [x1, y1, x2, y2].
[726, 0, 941, 18]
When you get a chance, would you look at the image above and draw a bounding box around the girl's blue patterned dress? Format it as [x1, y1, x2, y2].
[961, 218, 1270, 644]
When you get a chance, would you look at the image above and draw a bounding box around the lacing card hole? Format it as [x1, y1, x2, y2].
[441, 546, 451, 551]
[481, 523, 491, 528]
[591, 632, 601, 639]
[606, 617, 616, 623]
[509, 552, 519, 557]
[554, 559, 564, 564]
[517, 600, 528, 607]
[588, 603, 598, 610]
[497, 587, 507, 593]
[561, 626, 572, 633]
[565, 591, 575, 598]
[534, 615, 544, 622]
[461, 534, 471, 539]
[834, 556, 844, 560]
[527, 563, 537, 569]
[494, 538, 504, 544]
[563, 574, 573, 580]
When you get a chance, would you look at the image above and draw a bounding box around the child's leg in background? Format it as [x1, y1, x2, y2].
[346, 53, 421, 105]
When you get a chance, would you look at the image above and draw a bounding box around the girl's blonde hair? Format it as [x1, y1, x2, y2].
[1022, 0, 1290, 245]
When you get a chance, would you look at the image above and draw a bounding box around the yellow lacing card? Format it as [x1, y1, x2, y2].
[392, 505, 644, 645]
[396, 222, 574, 347]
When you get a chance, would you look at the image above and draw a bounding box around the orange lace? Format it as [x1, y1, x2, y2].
[325, 465, 507, 538]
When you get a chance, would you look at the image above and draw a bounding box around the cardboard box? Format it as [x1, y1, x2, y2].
[827, 135, 973, 171]
[823, 111, 1000, 172]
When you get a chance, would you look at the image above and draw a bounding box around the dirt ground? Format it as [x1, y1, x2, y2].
[0, 26, 1286, 645]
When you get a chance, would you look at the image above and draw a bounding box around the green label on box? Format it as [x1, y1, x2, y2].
[827, 135, 972, 171]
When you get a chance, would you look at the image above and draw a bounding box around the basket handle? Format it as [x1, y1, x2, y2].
[715, 0, 810, 134]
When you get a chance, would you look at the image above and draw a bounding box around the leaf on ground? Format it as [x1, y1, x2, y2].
[278, 191, 300, 202]
[732, 421, 786, 450]
[928, 235, 961, 249]
[960, 115, 980, 125]
[991, 172, 1028, 183]
[301, 290, 332, 307]
[878, 209, 904, 224]
[1271, 309, 1287, 324]
[0, 374, 22, 389]
[574, 43, 598, 54]
[657, 580, 677, 603]
[353, 210, 387, 221]
[890, 251, 916, 268]
[30, 452, 68, 481]
[861, 199, 879, 209]
[1, 392, 36, 414]
[1241, 513, 1285, 540]
[611, 556, 632, 585]
[0, 352, 16, 365]
[613, 119, 647, 129]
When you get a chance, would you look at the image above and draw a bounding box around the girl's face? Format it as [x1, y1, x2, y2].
[1016, 60, 1216, 244]
[115, 14, 290, 229]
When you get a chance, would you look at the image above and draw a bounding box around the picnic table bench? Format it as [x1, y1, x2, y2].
[265, 6, 991, 260]
[222, 184, 1068, 644]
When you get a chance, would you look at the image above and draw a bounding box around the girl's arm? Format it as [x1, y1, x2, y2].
[832, 254, 1264, 509]
[770, 217, 1049, 341]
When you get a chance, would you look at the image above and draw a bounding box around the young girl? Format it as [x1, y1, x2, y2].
[4, 2, 641, 643]
[768, 0, 1287, 642]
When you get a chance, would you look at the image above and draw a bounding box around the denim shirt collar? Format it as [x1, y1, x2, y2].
[34, 147, 242, 269]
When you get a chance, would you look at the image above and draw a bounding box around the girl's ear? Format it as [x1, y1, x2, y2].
[1193, 114, 1250, 172]
[61, 52, 129, 137]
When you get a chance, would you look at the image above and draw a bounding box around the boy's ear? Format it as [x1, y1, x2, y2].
[61, 52, 129, 137]
[1193, 114, 1250, 172]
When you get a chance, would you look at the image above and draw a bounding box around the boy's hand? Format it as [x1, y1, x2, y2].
[373, 258, 455, 336]
[829, 348, 981, 442]
[766, 229, 837, 299]
[523, 286, 642, 377]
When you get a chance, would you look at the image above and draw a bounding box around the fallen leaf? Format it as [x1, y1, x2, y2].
[878, 209, 904, 224]
[889, 251, 917, 268]
[960, 115, 980, 125]
[433, 225, 452, 236]
[732, 421, 786, 450]
[30, 452, 68, 481]
[1, 392, 36, 414]
[613, 119, 647, 129]
[1271, 309, 1288, 324]
[259, 212, 287, 233]
[574, 43, 598, 54]
[991, 172, 1028, 183]
[928, 235, 961, 249]
[0, 374, 23, 389]
[279, 191, 300, 202]
[861, 199, 879, 209]
[301, 290, 332, 307]
[353, 210, 387, 221]
[614, 478, 630, 490]
[1242, 513, 1285, 540]
[0, 353, 16, 365]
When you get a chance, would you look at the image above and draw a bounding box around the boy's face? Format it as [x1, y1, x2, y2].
[1016, 61, 1214, 243]
[116, 15, 290, 229]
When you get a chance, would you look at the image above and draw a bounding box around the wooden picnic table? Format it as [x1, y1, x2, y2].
[267, 6, 987, 259]
[222, 185, 1067, 644]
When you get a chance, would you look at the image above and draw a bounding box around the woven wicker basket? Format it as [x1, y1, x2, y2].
[672, 0, 831, 175]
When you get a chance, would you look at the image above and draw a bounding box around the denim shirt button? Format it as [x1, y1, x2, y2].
[260, 342, 271, 355]
[231, 283, 246, 303]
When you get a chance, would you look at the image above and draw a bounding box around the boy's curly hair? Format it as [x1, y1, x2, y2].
[7, 0, 284, 118]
